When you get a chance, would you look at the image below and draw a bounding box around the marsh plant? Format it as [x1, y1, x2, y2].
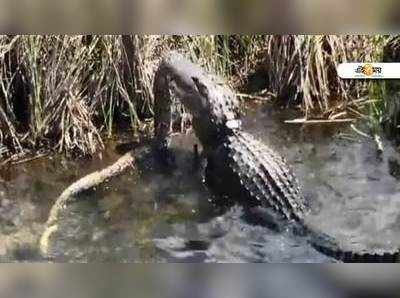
[0, 35, 397, 160]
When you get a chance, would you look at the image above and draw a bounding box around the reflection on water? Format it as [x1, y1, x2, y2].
[0, 103, 400, 262]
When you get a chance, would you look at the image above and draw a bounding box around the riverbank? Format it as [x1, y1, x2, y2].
[0, 35, 398, 162]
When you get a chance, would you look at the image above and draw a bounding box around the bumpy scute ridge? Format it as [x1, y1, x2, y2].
[153, 51, 400, 263]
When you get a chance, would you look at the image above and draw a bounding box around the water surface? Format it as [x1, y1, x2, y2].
[1, 103, 400, 262]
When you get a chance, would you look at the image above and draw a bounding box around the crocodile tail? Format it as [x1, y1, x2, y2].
[306, 226, 400, 263]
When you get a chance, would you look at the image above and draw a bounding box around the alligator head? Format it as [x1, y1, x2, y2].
[153, 51, 242, 152]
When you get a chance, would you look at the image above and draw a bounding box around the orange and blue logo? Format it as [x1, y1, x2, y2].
[354, 63, 382, 77]
[337, 63, 395, 79]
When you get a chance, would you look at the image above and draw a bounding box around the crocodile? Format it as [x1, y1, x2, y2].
[153, 51, 400, 262]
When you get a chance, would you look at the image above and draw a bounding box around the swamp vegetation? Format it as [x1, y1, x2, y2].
[0, 35, 400, 162]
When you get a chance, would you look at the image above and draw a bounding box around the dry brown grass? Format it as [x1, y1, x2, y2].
[248, 35, 378, 117]
[0, 35, 392, 160]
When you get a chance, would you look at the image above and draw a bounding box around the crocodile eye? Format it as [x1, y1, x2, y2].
[192, 77, 209, 98]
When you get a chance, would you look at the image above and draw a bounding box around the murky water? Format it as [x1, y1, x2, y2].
[1, 103, 400, 262]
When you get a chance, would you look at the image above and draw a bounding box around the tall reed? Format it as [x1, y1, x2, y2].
[0, 35, 396, 159]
